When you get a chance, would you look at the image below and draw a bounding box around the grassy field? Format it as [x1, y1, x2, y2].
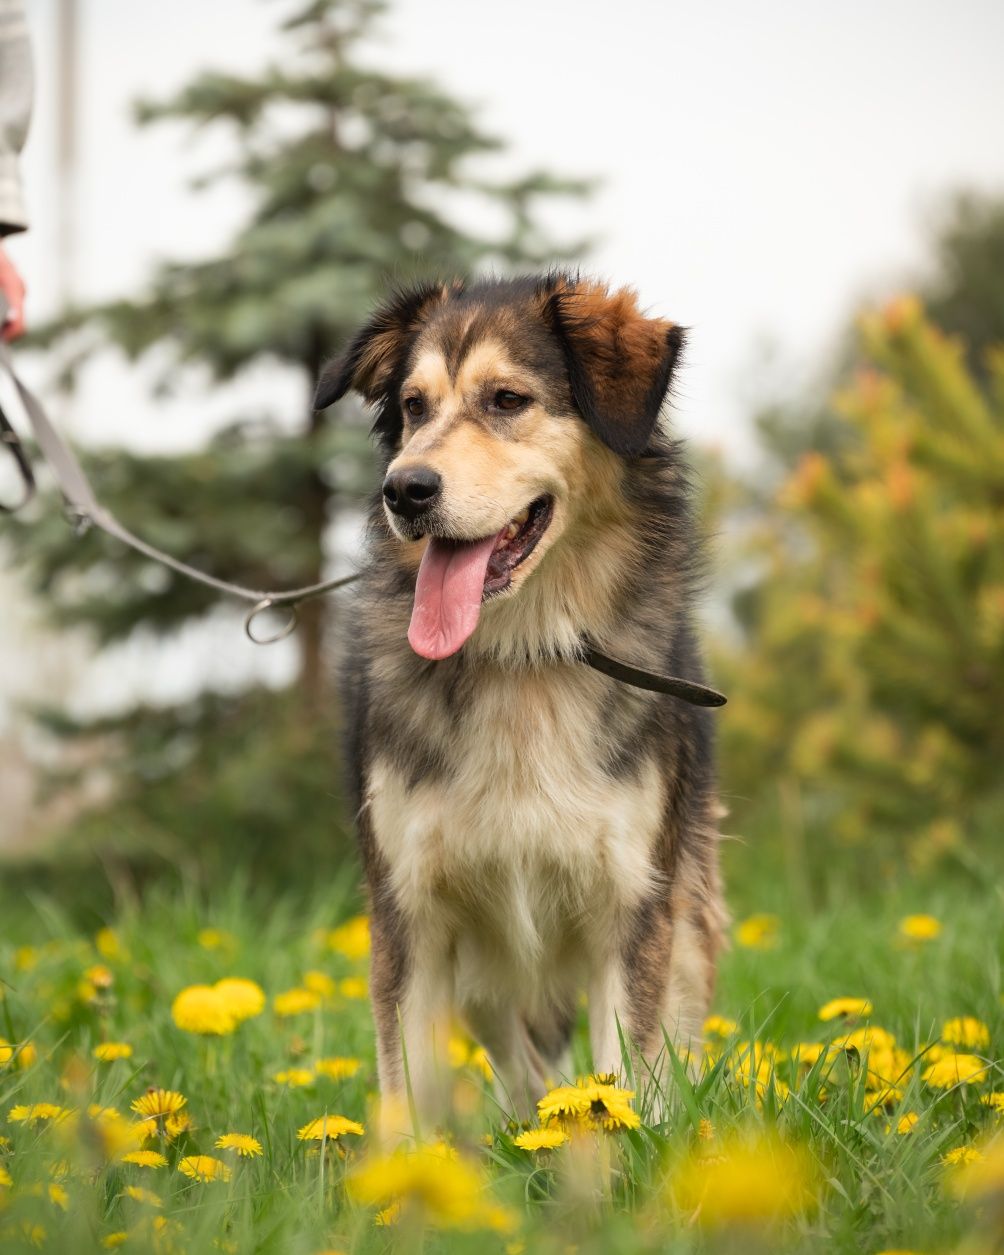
[0, 849, 1001, 1255]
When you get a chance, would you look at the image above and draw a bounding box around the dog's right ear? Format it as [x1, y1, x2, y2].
[313, 282, 446, 426]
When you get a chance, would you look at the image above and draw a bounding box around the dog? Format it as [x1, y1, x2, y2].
[314, 272, 726, 1131]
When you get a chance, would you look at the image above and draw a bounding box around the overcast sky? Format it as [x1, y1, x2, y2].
[3, 0, 1004, 724]
[14, 0, 1004, 461]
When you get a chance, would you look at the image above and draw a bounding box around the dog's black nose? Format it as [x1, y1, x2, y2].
[382, 466, 442, 519]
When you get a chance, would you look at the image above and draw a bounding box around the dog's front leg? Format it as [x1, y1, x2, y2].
[587, 952, 630, 1080]
[590, 894, 711, 1113]
[370, 899, 453, 1142]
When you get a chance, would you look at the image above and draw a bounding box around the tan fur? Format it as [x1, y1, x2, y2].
[335, 276, 725, 1136]
[387, 346, 646, 662]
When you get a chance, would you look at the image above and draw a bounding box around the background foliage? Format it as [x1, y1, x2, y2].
[4, 0, 588, 893]
[2, 3, 1002, 909]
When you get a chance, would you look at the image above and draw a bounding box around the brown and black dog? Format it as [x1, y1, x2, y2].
[315, 272, 726, 1133]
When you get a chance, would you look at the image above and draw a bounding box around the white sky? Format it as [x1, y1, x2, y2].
[14, 0, 1004, 459]
[3, 0, 1004, 727]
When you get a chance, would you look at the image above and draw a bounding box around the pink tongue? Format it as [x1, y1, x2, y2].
[408, 533, 501, 660]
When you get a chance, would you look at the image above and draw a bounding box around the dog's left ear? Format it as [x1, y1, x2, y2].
[313, 281, 445, 413]
[546, 281, 685, 456]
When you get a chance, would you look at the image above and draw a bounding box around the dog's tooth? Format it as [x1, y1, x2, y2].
[512, 507, 530, 526]
[505, 522, 519, 540]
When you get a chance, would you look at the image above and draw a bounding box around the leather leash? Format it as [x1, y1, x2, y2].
[0, 332, 725, 706]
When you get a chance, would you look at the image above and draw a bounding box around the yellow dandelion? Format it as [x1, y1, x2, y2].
[95, 927, 123, 961]
[165, 1112, 194, 1140]
[898, 914, 941, 942]
[339, 977, 368, 1000]
[941, 1016, 990, 1050]
[448, 1036, 494, 1081]
[8, 1103, 74, 1125]
[947, 1138, 1004, 1199]
[85, 963, 114, 989]
[93, 1042, 133, 1062]
[123, 1185, 162, 1206]
[178, 1155, 231, 1183]
[818, 997, 873, 1021]
[152, 1216, 183, 1242]
[375, 1201, 401, 1227]
[923, 1053, 990, 1088]
[0, 1165, 11, 1187]
[980, 1092, 1004, 1113]
[15, 1041, 36, 1069]
[120, 1150, 168, 1168]
[197, 928, 235, 951]
[349, 1145, 514, 1233]
[273, 988, 322, 1017]
[273, 1068, 316, 1087]
[88, 1105, 119, 1124]
[102, 1234, 128, 1250]
[0, 1038, 36, 1069]
[215, 1133, 263, 1158]
[895, 1112, 920, 1134]
[789, 1042, 838, 1069]
[47, 1183, 70, 1210]
[729, 1043, 791, 1103]
[698, 1118, 715, 1141]
[537, 1080, 640, 1131]
[942, 1146, 985, 1167]
[833, 1024, 897, 1054]
[468, 1047, 493, 1081]
[536, 1084, 592, 1123]
[671, 1133, 816, 1225]
[213, 978, 265, 1023]
[131, 1089, 187, 1121]
[513, 1127, 568, 1151]
[735, 914, 779, 950]
[325, 915, 371, 961]
[303, 970, 338, 999]
[315, 1056, 363, 1081]
[297, 1115, 365, 1141]
[703, 1015, 738, 1038]
[96, 1115, 153, 1159]
[171, 985, 237, 1036]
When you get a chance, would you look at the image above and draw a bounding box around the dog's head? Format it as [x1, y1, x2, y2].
[315, 273, 685, 661]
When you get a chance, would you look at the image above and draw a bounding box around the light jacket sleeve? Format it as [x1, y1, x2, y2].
[0, 0, 32, 235]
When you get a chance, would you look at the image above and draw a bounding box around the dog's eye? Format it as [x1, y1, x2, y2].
[404, 396, 425, 419]
[494, 390, 527, 412]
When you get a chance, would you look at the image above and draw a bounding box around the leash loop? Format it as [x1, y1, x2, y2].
[244, 597, 299, 646]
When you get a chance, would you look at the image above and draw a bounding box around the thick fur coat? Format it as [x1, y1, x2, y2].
[315, 273, 726, 1132]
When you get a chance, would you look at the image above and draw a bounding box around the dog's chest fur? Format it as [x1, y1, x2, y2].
[365, 660, 666, 1002]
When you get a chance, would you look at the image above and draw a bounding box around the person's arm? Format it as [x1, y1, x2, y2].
[0, 0, 33, 236]
[0, 0, 32, 338]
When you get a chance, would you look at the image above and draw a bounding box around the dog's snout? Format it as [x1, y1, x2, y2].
[382, 466, 442, 519]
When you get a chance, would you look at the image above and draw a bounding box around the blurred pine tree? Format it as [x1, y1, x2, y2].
[4, 0, 590, 888]
[718, 298, 1004, 879]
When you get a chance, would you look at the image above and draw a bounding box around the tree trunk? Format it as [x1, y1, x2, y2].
[298, 347, 331, 718]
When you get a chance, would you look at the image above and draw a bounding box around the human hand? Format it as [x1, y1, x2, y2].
[0, 242, 26, 340]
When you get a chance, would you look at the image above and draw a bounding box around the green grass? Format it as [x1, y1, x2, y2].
[0, 850, 1001, 1255]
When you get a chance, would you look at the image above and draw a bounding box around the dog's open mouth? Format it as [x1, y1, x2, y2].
[407, 496, 553, 661]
